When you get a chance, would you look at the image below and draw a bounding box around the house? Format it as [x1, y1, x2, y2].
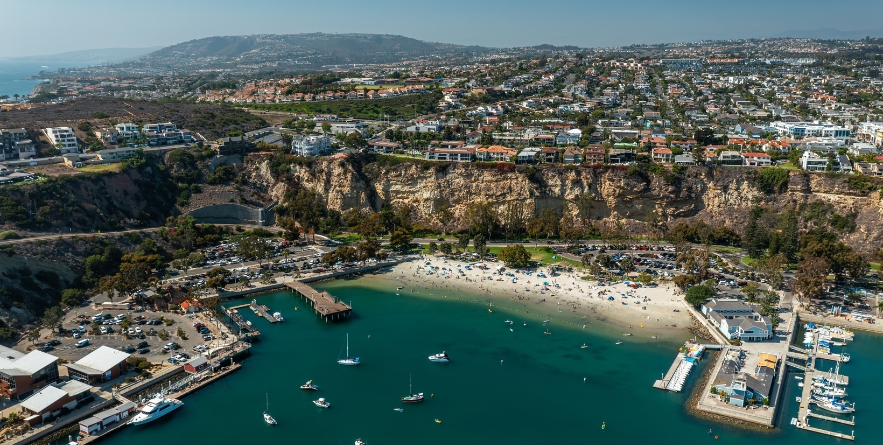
[93, 128, 119, 144]
[711, 350, 777, 407]
[367, 139, 401, 153]
[114, 123, 139, 140]
[14, 140, 36, 159]
[0, 347, 60, 400]
[184, 356, 209, 374]
[854, 162, 882, 176]
[44, 127, 78, 154]
[718, 150, 742, 165]
[584, 146, 605, 164]
[475, 145, 516, 162]
[562, 146, 583, 164]
[97, 147, 137, 160]
[213, 136, 255, 156]
[674, 153, 696, 166]
[703, 150, 718, 165]
[291, 135, 331, 157]
[701, 298, 773, 341]
[0, 128, 30, 160]
[741, 152, 771, 167]
[79, 402, 136, 436]
[539, 147, 559, 163]
[607, 148, 635, 165]
[735, 124, 765, 138]
[64, 346, 130, 384]
[651, 148, 673, 163]
[516, 147, 541, 164]
[424, 148, 473, 162]
[800, 150, 828, 172]
[19, 380, 93, 424]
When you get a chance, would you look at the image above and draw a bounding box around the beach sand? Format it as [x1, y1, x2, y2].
[374, 257, 694, 339]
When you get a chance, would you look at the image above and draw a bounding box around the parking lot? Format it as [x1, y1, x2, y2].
[22, 305, 225, 365]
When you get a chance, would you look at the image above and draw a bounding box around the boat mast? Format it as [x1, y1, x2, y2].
[346, 333, 349, 359]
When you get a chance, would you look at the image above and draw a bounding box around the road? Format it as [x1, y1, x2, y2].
[0, 224, 282, 245]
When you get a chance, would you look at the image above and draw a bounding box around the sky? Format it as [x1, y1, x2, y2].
[2, 0, 883, 58]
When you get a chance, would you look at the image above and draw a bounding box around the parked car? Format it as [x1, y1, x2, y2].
[136, 341, 149, 349]
[76, 339, 90, 348]
[138, 348, 150, 354]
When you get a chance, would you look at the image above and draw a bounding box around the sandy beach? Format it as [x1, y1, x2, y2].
[374, 256, 695, 338]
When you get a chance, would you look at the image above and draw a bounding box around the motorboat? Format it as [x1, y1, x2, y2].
[580, 344, 588, 349]
[273, 312, 284, 322]
[840, 353, 850, 363]
[795, 397, 801, 403]
[794, 376, 803, 380]
[798, 382, 804, 387]
[337, 333, 360, 365]
[264, 393, 277, 425]
[300, 380, 319, 390]
[402, 374, 425, 403]
[356, 439, 367, 445]
[393, 408, 404, 412]
[313, 398, 330, 408]
[651, 335, 658, 339]
[505, 319, 513, 324]
[129, 395, 183, 425]
[615, 340, 623, 345]
[814, 386, 848, 397]
[429, 352, 450, 363]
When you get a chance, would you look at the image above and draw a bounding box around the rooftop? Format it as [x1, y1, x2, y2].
[72, 346, 130, 374]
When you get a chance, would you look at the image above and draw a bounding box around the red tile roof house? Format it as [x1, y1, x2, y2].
[476, 145, 516, 162]
[584, 146, 605, 164]
[652, 148, 673, 163]
[741, 152, 772, 167]
[539, 147, 560, 163]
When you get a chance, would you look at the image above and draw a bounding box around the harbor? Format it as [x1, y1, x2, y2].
[285, 281, 352, 322]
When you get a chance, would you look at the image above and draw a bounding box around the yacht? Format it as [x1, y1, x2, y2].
[129, 395, 183, 425]
[812, 396, 855, 414]
[273, 312, 284, 322]
[313, 398, 330, 408]
[428, 352, 450, 363]
[300, 380, 319, 390]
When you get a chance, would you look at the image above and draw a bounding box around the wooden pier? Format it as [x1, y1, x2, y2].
[286, 282, 352, 322]
[223, 306, 262, 338]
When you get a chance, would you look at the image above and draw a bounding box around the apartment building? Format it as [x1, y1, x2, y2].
[291, 135, 332, 157]
[800, 150, 828, 171]
[43, 127, 78, 154]
[769, 121, 851, 141]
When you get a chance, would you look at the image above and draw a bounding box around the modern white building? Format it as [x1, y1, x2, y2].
[114, 123, 140, 140]
[291, 135, 331, 157]
[855, 121, 883, 147]
[769, 121, 851, 141]
[701, 298, 773, 342]
[43, 127, 78, 154]
[800, 150, 828, 172]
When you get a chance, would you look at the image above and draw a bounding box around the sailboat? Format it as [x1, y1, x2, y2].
[337, 333, 360, 365]
[264, 393, 277, 425]
[401, 374, 425, 403]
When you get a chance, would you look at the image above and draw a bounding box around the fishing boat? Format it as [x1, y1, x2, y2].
[355, 439, 367, 445]
[273, 312, 284, 322]
[393, 408, 404, 412]
[313, 397, 330, 408]
[300, 380, 319, 390]
[402, 374, 425, 403]
[428, 352, 450, 363]
[263, 393, 277, 425]
[129, 395, 183, 426]
[337, 333, 360, 365]
[615, 340, 623, 345]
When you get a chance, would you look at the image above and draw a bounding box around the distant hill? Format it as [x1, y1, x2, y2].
[3, 47, 160, 64]
[136, 33, 489, 68]
[775, 28, 883, 40]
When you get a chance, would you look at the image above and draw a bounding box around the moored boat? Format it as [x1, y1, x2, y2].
[313, 397, 330, 408]
[300, 380, 319, 390]
[428, 352, 449, 363]
[264, 393, 277, 425]
[402, 374, 425, 403]
[273, 312, 284, 322]
[337, 333, 360, 365]
[129, 395, 183, 426]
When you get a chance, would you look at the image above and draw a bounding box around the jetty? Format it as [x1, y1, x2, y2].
[653, 342, 712, 392]
[286, 281, 352, 322]
[249, 299, 278, 323]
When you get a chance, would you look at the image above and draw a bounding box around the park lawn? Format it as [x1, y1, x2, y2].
[79, 164, 120, 173]
[329, 233, 362, 244]
[778, 162, 800, 171]
[488, 245, 581, 268]
[741, 256, 757, 267]
[712, 246, 741, 254]
[871, 262, 881, 271]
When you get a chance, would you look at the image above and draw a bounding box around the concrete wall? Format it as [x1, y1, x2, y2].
[187, 203, 267, 226]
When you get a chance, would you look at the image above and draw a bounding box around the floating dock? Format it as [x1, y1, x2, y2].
[250, 300, 278, 323]
[653, 343, 711, 392]
[223, 306, 261, 339]
[286, 281, 352, 322]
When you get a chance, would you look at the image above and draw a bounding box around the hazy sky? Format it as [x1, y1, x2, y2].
[2, 0, 883, 57]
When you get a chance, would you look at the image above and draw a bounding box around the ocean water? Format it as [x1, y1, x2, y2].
[96, 274, 881, 445]
[0, 59, 100, 98]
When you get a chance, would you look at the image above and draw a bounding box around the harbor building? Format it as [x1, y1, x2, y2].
[701, 298, 773, 341]
[710, 350, 778, 407]
[79, 402, 137, 435]
[0, 347, 61, 400]
[64, 346, 130, 384]
[19, 380, 93, 425]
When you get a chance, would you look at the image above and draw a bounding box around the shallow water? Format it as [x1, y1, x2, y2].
[99, 275, 881, 444]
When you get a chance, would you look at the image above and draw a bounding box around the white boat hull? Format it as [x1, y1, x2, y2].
[129, 401, 182, 425]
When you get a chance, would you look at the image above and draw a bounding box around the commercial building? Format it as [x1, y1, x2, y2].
[19, 380, 93, 424]
[64, 346, 130, 384]
[701, 298, 773, 342]
[79, 402, 136, 436]
[711, 350, 777, 407]
[0, 347, 60, 400]
[44, 127, 78, 154]
[769, 121, 850, 141]
[291, 135, 332, 157]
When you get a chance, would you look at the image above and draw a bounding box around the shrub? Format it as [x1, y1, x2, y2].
[0, 230, 21, 240]
[754, 168, 789, 194]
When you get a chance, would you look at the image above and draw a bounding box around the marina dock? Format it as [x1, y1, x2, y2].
[286, 281, 352, 322]
[652, 343, 712, 392]
[795, 371, 855, 441]
[249, 300, 279, 323]
[223, 306, 262, 339]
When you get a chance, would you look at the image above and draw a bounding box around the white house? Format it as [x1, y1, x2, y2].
[800, 150, 828, 172]
[702, 298, 773, 342]
[291, 135, 331, 157]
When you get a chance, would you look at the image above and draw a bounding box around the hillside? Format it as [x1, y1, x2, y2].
[124, 33, 490, 70]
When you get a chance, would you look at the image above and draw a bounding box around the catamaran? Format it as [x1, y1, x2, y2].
[337, 333, 360, 365]
[402, 374, 425, 403]
[264, 393, 277, 425]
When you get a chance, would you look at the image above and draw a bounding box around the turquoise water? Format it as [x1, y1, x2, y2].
[99, 274, 881, 444]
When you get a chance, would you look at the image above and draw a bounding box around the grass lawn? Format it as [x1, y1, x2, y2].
[329, 233, 362, 244]
[871, 262, 881, 271]
[778, 162, 800, 171]
[487, 245, 581, 268]
[79, 164, 120, 173]
[741, 256, 757, 267]
[712, 246, 741, 254]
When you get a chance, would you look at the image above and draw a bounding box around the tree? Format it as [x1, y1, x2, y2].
[794, 255, 830, 304]
[756, 254, 786, 289]
[620, 258, 635, 274]
[61, 288, 86, 307]
[559, 217, 584, 246]
[237, 234, 269, 265]
[322, 122, 332, 134]
[498, 244, 532, 268]
[580, 253, 593, 270]
[42, 306, 63, 332]
[742, 207, 768, 258]
[778, 207, 800, 262]
[636, 272, 653, 285]
[526, 217, 544, 247]
[457, 233, 471, 251]
[741, 282, 761, 303]
[501, 201, 527, 239]
[685, 284, 716, 307]
[573, 194, 594, 228]
[27, 329, 40, 345]
[539, 208, 560, 239]
[437, 205, 454, 236]
[464, 201, 496, 239]
[389, 228, 413, 252]
[473, 234, 488, 258]
[673, 274, 700, 291]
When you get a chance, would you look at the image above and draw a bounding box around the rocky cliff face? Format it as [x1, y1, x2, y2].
[246, 156, 883, 254]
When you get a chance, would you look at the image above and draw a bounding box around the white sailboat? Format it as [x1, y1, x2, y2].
[337, 333, 360, 365]
[264, 393, 277, 425]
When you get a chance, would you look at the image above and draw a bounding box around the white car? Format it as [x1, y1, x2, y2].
[135, 327, 142, 334]
[100, 326, 108, 334]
